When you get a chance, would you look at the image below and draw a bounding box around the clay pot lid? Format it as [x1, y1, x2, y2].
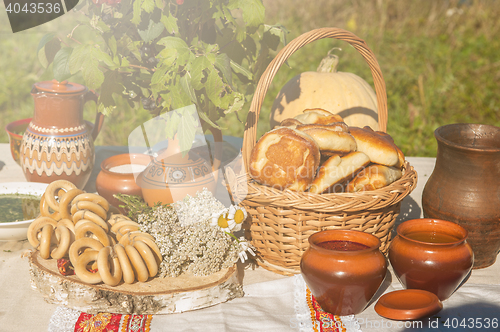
[375, 289, 443, 321]
[33, 80, 86, 94]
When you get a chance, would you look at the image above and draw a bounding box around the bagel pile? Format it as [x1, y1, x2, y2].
[27, 180, 161, 286]
[249, 108, 404, 193]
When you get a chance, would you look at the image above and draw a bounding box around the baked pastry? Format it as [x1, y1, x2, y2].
[249, 127, 321, 192]
[294, 108, 344, 125]
[295, 123, 356, 155]
[279, 118, 303, 128]
[346, 164, 403, 192]
[309, 151, 370, 194]
[349, 126, 402, 167]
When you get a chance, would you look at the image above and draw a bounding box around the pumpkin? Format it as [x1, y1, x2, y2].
[269, 49, 379, 130]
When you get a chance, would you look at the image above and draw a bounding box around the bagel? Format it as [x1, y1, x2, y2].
[107, 214, 131, 227]
[110, 220, 140, 234]
[50, 225, 72, 260]
[114, 244, 135, 284]
[97, 246, 123, 286]
[69, 237, 104, 267]
[75, 221, 110, 247]
[58, 189, 84, 220]
[57, 219, 76, 235]
[71, 201, 108, 221]
[72, 193, 110, 212]
[39, 224, 54, 259]
[45, 180, 77, 212]
[27, 217, 58, 249]
[125, 244, 149, 282]
[39, 194, 61, 221]
[115, 224, 140, 241]
[72, 209, 109, 232]
[74, 250, 102, 284]
[133, 240, 158, 278]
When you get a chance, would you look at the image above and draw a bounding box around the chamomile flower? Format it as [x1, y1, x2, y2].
[211, 209, 236, 233]
[227, 205, 247, 232]
[237, 237, 256, 263]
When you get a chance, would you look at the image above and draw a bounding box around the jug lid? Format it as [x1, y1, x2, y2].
[33, 80, 86, 94]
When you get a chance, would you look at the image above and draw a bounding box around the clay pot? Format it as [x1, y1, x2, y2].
[20, 80, 104, 189]
[137, 137, 217, 206]
[5, 118, 31, 165]
[300, 230, 387, 316]
[422, 123, 500, 269]
[96, 153, 152, 213]
[388, 218, 474, 301]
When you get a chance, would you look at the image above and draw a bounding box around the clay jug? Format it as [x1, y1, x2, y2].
[20, 80, 104, 189]
[422, 123, 500, 269]
[300, 230, 387, 316]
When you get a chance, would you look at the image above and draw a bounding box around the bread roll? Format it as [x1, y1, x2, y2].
[346, 164, 403, 192]
[349, 126, 401, 167]
[309, 151, 370, 194]
[249, 127, 321, 192]
[294, 108, 344, 125]
[296, 123, 356, 155]
[279, 118, 303, 128]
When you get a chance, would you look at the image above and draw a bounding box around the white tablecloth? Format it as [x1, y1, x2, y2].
[1, 144, 499, 332]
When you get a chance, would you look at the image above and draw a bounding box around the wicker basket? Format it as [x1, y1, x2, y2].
[238, 27, 418, 276]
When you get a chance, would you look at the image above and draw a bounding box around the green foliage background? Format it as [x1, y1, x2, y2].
[0, 0, 499, 157]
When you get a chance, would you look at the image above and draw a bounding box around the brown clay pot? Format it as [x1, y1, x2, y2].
[300, 230, 387, 316]
[5, 118, 31, 165]
[137, 137, 217, 206]
[20, 80, 104, 189]
[96, 153, 152, 213]
[388, 218, 473, 301]
[422, 123, 500, 269]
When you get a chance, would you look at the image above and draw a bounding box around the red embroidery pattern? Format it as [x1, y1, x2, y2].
[75, 312, 152, 332]
[306, 287, 346, 332]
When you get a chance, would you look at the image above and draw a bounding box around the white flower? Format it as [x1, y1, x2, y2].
[227, 205, 248, 232]
[237, 237, 256, 263]
[211, 209, 235, 233]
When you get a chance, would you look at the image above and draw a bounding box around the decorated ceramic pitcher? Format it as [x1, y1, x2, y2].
[20, 80, 104, 189]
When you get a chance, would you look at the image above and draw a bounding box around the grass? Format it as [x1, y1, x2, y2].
[1, 0, 499, 157]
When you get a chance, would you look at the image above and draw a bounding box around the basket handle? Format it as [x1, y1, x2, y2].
[242, 27, 388, 170]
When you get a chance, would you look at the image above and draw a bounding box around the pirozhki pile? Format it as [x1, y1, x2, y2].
[27, 180, 161, 286]
[249, 108, 405, 193]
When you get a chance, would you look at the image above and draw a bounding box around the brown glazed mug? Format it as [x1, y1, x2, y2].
[300, 229, 387, 316]
[388, 218, 474, 301]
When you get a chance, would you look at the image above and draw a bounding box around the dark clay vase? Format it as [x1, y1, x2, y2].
[389, 218, 473, 301]
[422, 123, 500, 269]
[300, 230, 387, 316]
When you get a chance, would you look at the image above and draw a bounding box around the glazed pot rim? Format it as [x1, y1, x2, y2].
[5, 118, 32, 138]
[397, 218, 468, 246]
[100, 153, 152, 174]
[308, 229, 381, 253]
[434, 123, 500, 152]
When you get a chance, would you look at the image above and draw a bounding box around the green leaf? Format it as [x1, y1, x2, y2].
[229, 60, 253, 80]
[205, 67, 224, 105]
[138, 20, 165, 43]
[108, 36, 117, 56]
[151, 64, 169, 85]
[132, 0, 144, 25]
[141, 0, 155, 13]
[224, 92, 245, 114]
[191, 55, 211, 90]
[100, 71, 123, 107]
[157, 36, 189, 50]
[68, 44, 89, 74]
[180, 74, 197, 104]
[164, 111, 181, 139]
[198, 111, 223, 130]
[37, 33, 55, 54]
[53, 47, 73, 82]
[82, 64, 105, 90]
[92, 48, 116, 68]
[178, 107, 199, 152]
[161, 13, 178, 34]
[43, 38, 62, 69]
[215, 53, 232, 86]
[227, 0, 264, 27]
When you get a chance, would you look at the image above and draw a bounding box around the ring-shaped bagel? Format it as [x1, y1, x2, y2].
[118, 232, 155, 247]
[134, 236, 162, 266]
[28, 217, 58, 249]
[133, 240, 158, 277]
[97, 246, 123, 286]
[69, 237, 104, 267]
[58, 189, 84, 220]
[57, 219, 75, 235]
[75, 221, 110, 247]
[114, 244, 135, 284]
[72, 209, 109, 232]
[51, 225, 72, 260]
[108, 214, 131, 226]
[74, 250, 102, 284]
[72, 193, 109, 212]
[39, 224, 54, 259]
[110, 220, 139, 234]
[125, 245, 149, 282]
[39, 194, 61, 220]
[45, 180, 77, 212]
[71, 201, 108, 221]
[116, 225, 140, 241]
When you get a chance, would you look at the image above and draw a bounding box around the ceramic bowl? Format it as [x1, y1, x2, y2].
[5, 118, 31, 165]
[0, 182, 48, 241]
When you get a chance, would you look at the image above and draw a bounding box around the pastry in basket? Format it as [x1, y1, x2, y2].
[295, 122, 356, 155]
[279, 118, 303, 128]
[293, 108, 344, 125]
[346, 164, 402, 192]
[309, 151, 370, 194]
[349, 126, 404, 167]
[249, 127, 321, 192]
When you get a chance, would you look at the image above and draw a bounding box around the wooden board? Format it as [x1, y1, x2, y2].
[28, 250, 243, 315]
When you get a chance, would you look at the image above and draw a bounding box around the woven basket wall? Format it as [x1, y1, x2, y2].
[239, 27, 417, 276]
